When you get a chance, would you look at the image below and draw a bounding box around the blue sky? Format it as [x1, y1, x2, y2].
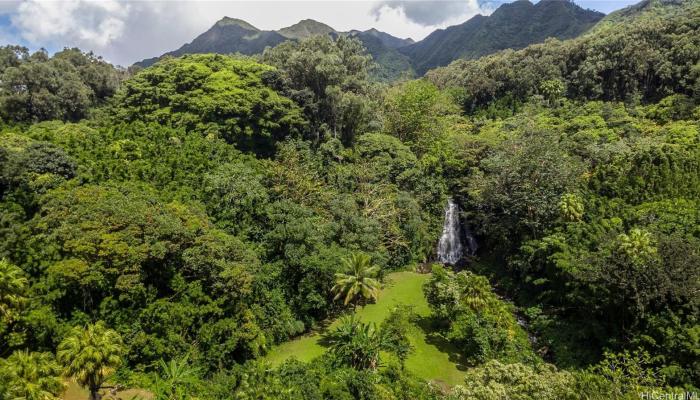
[0, 0, 640, 66]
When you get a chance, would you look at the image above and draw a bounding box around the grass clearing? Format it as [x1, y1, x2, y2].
[264, 271, 467, 386]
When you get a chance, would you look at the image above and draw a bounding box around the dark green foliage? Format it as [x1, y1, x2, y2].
[0, 47, 122, 123]
[1, 2, 700, 395]
[467, 129, 585, 245]
[591, 143, 700, 203]
[261, 35, 376, 145]
[428, 1, 700, 111]
[324, 316, 386, 370]
[380, 306, 415, 369]
[424, 266, 535, 365]
[113, 54, 305, 154]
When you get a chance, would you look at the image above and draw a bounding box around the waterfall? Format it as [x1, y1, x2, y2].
[464, 225, 478, 256]
[437, 199, 464, 265]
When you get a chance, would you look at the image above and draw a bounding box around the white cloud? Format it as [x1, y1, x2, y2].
[371, 0, 487, 27]
[13, 0, 130, 48]
[5, 0, 630, 66]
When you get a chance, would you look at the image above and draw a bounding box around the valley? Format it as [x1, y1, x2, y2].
[0, 0, 698, 399]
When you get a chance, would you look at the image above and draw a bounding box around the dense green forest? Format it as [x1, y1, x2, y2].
[0, 0, 699, 399]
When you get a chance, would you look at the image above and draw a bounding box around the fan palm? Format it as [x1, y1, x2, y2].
[331, 253, 380, 307]
[57, 321, 124, 400]
[0, 259, 28, 324]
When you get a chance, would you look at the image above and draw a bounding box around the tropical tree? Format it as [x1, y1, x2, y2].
[616, 228, 657, 266]
[0, 350, 65, 400]
[324, 315, 387, 370]
[261, 35, 375, 145]
[331, 253, 381, 307]
[0, 259, 28, 326]
[451, 360, 579, 400]
[152, 354, 201, 400]
[558, 193, 584, 222]
[380, 306, 415, 369]
[57, 321, 124, 400]
[590, 349, 664, 396]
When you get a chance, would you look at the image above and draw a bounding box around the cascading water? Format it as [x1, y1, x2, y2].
[436, 199, 464, 265]
[464, 225, 478, 257]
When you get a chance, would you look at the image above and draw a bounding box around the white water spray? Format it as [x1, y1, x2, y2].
[437, 199, 463, 265]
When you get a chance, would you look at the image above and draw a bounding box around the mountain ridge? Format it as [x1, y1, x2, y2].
[399, 0, 604, 74]
[134, 0, 605, 78]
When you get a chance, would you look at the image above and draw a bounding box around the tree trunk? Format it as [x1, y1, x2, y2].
[89, 387, 102, 400]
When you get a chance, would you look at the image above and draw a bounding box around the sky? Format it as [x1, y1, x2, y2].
[0, 0, 640, 66]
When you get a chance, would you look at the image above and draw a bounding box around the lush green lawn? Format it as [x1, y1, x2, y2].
[264, 271, 467, 386]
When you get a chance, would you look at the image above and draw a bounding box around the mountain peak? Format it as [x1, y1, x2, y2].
[278, 19, 336, 39]
[215, 17, 259, 31]
[357, 28, 414, 49]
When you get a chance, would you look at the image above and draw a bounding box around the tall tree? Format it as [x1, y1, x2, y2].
[324, 315, 386, 370]
[261, 35, 376, 145]
[331, 253, 381, 307]
[0, 259, 27, 327]
[57, 321, 124, 400]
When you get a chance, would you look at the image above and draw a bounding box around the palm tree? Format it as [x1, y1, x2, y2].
[57, 321, 124, 400]
[460, 272, 492, 312]
[324, 315, 386, 370]
[331, 253, 381, 307]
[0, 350, 65, 400]
[0, 259, 28, 324]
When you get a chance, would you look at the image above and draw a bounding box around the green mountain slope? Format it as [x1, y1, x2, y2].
[135, 17, 288, 68]
[400, 0, 604, 75]
[347, 30, 414, 82]
[349, 28, 414, 49]
[426, 0, 700, 108]
[590, 0, 690, 31]
[278, 19, 336, 39]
